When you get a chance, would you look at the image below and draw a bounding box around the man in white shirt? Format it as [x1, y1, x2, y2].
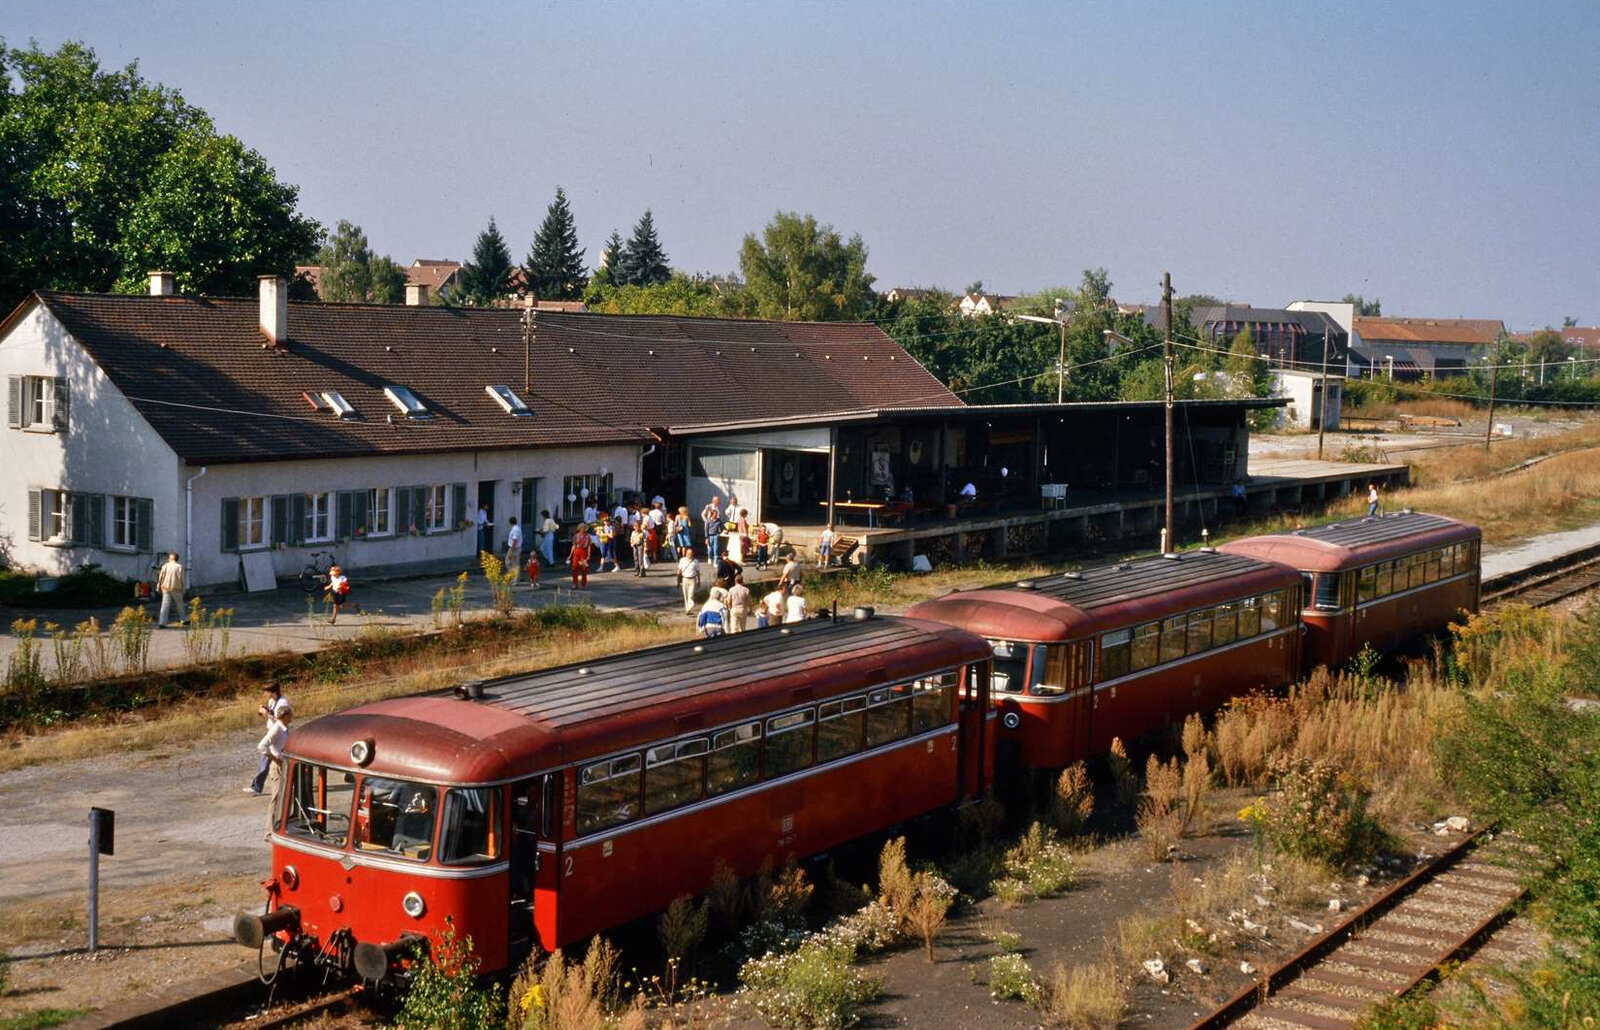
[246, 685, 291, 795]
[758, 589, 785, 628]
[505, 516, 525, 585]
[960, 482, 978, 500]
[676, 547, 701, 613]
[725, 495, 741, 522]
[582, 501, 598, 526]
[726, 575, 751, 633]
[156, 552, 186, 628]
[784, 584, 809, 624]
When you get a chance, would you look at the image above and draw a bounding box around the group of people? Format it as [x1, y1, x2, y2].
[691, 548, 811, 637]
[244, 683, 292, 838]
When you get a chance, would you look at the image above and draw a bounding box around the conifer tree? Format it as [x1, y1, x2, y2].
[523, 187, 587, 300]
[456, 215, 513, 305]
[615, 209, 670, 287]
[592, 230, 624, 289]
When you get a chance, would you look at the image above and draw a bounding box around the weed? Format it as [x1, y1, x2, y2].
[958, 790, 1007, 848]
[480, 552, 517, 616]
[76, 618, 110, 680]
[1050, 762, 1094, 836]
[981, 923, 1023, 955]
[448, 572, 469, 627]
[907, 872, 957, 962]
[988, 952, 1042, 1004]
[5, 619, 46, 697]
[1107, 737, 1138, 805]
[1114, 911, 1168, 970]
[1039, 961, 1127, 1030]
[509, 936, 623, 1030]
[181, 597, 233, 666]
[1137, 755, 1183, 860]
[431, 586, 448, 629]
[109, 606, 152, 673]
[47, 622, 83, 684]
[1004, 822, 1078, 898]
[739, 940, 880, 1030]
[657, 894, 709, 969]
[1260, 756, 1385, 868]
[991, 878, 1031, 909]
[0, 1009, 92, 1030]
[876, 837, 917, 933]
[396, 923, 503, 1030]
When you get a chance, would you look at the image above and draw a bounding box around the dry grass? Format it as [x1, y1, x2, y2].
[1344, 395, 1482, 421]
[1050, 763, 1095, 836]
[1038, 960, 1127, 1029]
[804, 559, 1058, 612]
[1136, 755, 1184, 860]
[0, 617, 686, 774]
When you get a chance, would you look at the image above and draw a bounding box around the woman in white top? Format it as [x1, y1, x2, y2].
[784, 584, 809, 624]
[727, 525, 746, 565]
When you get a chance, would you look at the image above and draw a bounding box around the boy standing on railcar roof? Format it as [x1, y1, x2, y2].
[1367, 482, 1380, 517]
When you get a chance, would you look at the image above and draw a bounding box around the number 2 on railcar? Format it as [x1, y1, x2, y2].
[234, 611, 995, 982]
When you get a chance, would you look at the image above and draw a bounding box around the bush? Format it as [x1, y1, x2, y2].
[0, 567, 136, 608]
[991, 877, 1030, 909]
[1000, 822, 1078, 899]
[907, 872, 956, 962]
[987, 952, 1041, 1004]
[1260, 757, 1385, 868]
[1136, 755, 1183, 860]
[509, 936, 623, 1030]
[1050, 763, 1094, 835]
[1040, 961, 1127, 1030]
[397, 925, 503, 1030]
[739, 941, 881, 1030]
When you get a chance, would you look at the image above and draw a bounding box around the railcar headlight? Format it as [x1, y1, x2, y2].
[281, 865, 299, 890]
[402, 891, 426, 919]
[351, 738, 375, 766]
[1003, 712, 1022, 730]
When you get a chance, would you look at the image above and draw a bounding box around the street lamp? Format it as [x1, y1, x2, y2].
[1569, 355, 1579, 381]
[1013, 298, 1074, 403]
[1383, 355, 1394, 381]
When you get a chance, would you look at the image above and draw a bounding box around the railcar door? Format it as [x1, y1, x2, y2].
[959, 659, 992, 799]
[508, 773, 554, 966]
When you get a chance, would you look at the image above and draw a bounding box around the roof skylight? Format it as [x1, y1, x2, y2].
[384, 385, 431, 419]
[321, 390, 358, 419]
[486, 384, 533, 417]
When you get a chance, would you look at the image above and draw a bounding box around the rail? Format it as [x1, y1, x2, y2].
[1481, 540, 1600, 608]
[1181, 831, 1529, 1030]
[65, 974, 356, 1030]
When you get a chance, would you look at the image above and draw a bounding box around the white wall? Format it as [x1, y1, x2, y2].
[187, 443, 640, 587]
[1271, 372, 1342, 431]
[0, 305, 183, 582]
[1286, 301, 1363, 376]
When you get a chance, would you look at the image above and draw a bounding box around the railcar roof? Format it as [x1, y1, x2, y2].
[1269, 511, 1468, 547]
[474, 613, 980, 726]
[1016, 550, 1279, 610]
[1219, 511, 1479, 572]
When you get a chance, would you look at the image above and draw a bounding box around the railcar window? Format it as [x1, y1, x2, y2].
[818, 696, 868, 762]
[1212, 602, 1238, 645]
[1358, 565, 1377, 603]
[1131, 623, 1160, 670]
[1030, 645, 1068, 696]
[1238, 596, 1261, 636]
[1186, 608, 1214, 653]
[440, 787, 502, 864]
[576, 754, 642, 836]
[1160, 615, 1187, 664]
[1373, 561, 1392, 597]
[644, 738, 708, 815]
[765, 710, 815, 778]
[912, 672, 957, 733]
[1312, 575, 1341, 611]
[1300, 574, 1315, 609]
[1259, 591, 1282, 631]
[1410, 554, 1426, 589]
[1427, 549, 1443, 583]
[353, 778, 438, 860]
[285, 763, 355, 846]
[988, 639, 1027, 694]
[708, 722, 761, 795]
[865, 685, 912, 746]
[1100, 629, 1132, 680]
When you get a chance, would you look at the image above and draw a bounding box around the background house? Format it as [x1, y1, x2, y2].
[1351, 316, 1504, 379]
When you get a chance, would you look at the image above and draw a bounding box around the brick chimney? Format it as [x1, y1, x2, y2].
[405, 283, 430, 306]
[258, 275, 288, 347]
[148, 271, 176, 296]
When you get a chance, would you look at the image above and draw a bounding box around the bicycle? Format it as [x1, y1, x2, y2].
[299, 550, 336, 594]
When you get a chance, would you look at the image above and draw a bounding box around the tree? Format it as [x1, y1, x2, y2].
[738, 211, 876, 321]
[523, 186, 586, 300]
[312, 220, 407, 304]
[454, 216, 513, 305]
[614, 209, 670, 287]
[0, 40, 319, 310]
[583, 272, 727, 316]
[1341, 293, 1381, 316]
[590, 230, 623, 289]
[1564, 316, 1579, 328]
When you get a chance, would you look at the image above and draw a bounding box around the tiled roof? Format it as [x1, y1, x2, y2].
[1354, 316, 1503, 345]
[25, 293, 959, 465]
[407, 260, 461, 291]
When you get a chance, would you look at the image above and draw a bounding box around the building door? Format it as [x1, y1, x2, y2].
[477, 481, 496, 553]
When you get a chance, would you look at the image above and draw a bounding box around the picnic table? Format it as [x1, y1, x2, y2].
[819, 500, 887, 527]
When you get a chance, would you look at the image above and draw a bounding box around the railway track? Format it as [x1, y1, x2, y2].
[1481, 545, 1600, 608]
[74, 975, 358, 1030]
[1183, 832, 1533, 1030]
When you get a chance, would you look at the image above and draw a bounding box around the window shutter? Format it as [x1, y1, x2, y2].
[289, 494, 308, 546]
[53, 378, 70, 432]
[412, 486, 429, 530]
[395, 486, 413, 536]
[27, 488, 41, 541]
[271, 495, 289, 547]
[452, 483, 467, 529]
[135, 498, 153, 553]
[336, 491, 355, 540]
[351, 490, 369, 539]
[7, 376, 20, 429]
[521, 478, 534, 530]
[70, 492, 86, 544]
[88, 493, 106, 548]
[221, 497, 240, 552]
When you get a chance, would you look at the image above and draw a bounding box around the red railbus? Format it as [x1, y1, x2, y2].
[235, 611, 993, 980]
[906, 550, 1302, 769]
[1220, 511, 1480, 671]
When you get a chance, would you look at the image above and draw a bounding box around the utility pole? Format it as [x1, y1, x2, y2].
[521, 296, 535, 395]
[1057, 319, 1067, 404]
[1162, 272, 1176, 555]
[1316, 337, 1330, 459]
[1483, 357, 1499, 452]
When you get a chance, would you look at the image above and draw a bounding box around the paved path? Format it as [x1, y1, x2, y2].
[1481, 520, 1600, 580]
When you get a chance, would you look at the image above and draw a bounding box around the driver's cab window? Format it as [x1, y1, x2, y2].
[989, 639, 1027, 694]
[353, 778, 437, 861]
[285, 763, 356, 846]
[1029, 644, 1068, 696]
[513, 775, 554, 838]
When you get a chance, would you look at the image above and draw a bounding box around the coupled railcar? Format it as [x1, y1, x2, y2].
[1220, 511, 1481, 671]
[905, 549, 1303, 770]
[235, 612, 994, 980]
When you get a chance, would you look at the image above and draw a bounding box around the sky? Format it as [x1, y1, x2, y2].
[7, 0, 1598, 328]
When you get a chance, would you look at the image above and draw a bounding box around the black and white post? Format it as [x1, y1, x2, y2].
[88, 807, 114, 952]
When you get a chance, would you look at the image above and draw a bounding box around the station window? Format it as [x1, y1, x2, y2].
[1186, 608, 1214, 654]
[440, 786, 502, 864]
[708, 722, 761, 796]
[1130, 623, 1160, 670]
[1100, 628, 1132, 680]
[911, 672, 957, 732]
[765, 710, 815, 778]
[1212, 602, 1238, 645]
[577, 754, 641, 836]
[1159, 615, 1187, 664]
[865, 685, 912, 746]
[1237, 596, 1262, 637]
[352, 777, 438, 861]
[644, 738, 708, 815]
[284, 763, 355, 847]
[817, 696, 867, 762]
